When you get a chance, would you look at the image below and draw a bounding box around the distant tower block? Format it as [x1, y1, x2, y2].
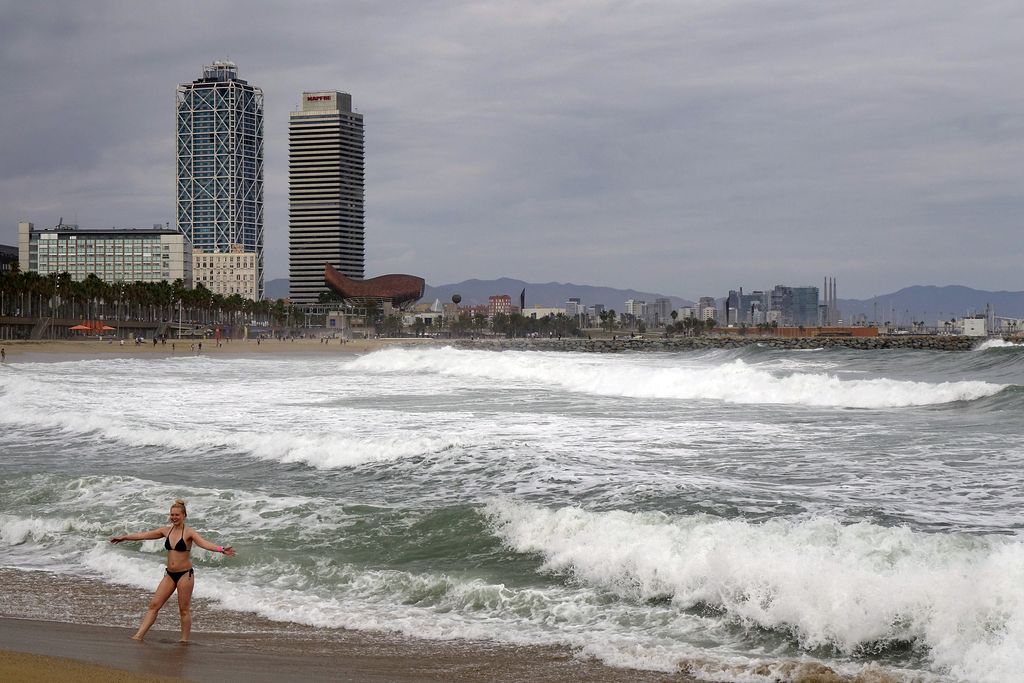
[176, 62, 265, 298]
[289, 91, 365, 304]
[823, 276, 839, 326]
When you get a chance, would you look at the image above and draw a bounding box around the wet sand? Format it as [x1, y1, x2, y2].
[0, 649, 180, 683]
[0, 617, 698, 683]
[0, 569, 695, 683]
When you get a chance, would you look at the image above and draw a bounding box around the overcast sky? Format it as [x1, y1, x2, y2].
[2, 1, 1022, 299]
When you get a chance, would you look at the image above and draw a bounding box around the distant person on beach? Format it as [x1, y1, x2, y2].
[110, 498, 235, 642]
[1, 347, 5, 362]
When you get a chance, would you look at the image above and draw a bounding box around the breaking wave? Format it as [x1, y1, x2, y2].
[485, 499, 1024, 682]
[350, 347, 1005, 408]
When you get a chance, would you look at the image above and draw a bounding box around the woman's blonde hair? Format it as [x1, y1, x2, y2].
[171, 498, 188, 516]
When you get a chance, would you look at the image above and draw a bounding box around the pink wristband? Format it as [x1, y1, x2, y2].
[217, 546, 224, 553]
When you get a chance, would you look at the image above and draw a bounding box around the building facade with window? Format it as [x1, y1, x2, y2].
[176, 61, 264, 297]
[488, 295, 514, 318]
[0, 243, 17, 273]
[192, 245, 257, 298]
[288, 91, 365, 304]
[18, 221, 191, 284]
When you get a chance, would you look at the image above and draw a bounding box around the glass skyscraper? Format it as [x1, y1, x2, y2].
[176, 62, 265, 298]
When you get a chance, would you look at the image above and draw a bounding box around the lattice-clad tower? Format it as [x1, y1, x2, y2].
[288, 91, 365, 304]
[176, 62, 265, 298]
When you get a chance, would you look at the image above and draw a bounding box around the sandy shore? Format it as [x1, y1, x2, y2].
[0, 649, 181, 683]
[0, 569, 696, 683]
[0, 336, 442, 359]
[0, 617, 698, 683]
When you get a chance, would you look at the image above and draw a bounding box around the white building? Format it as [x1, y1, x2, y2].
[962, 317, 987, 337]
[624, 299, 645, 316]
[192, 245, 258, 299]
[19, 221, 191, 286]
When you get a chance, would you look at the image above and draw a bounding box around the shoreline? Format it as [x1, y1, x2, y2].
[0, 333, 995, 360]
[0, 568, 696, 683]
[0, 337, 440, 359]
[0, 617, 699, 683]
[0, 567, 910, 683]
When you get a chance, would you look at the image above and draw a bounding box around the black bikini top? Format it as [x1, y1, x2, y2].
[164, 526, 189, 552]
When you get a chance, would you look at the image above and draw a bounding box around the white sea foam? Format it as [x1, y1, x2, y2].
[0, 381, 461, 469]
[81, 543, 908, 681]
[484, 499, 1024, 682]
[0, 514, 105, 546]
[976, 339, 1024, 350]
[4, 351, 1023, 681]
[349, 347, 1004, 408]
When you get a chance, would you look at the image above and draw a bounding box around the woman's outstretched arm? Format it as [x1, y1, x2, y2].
[189, 530, 236, 557]
[110, 527, 167, 544]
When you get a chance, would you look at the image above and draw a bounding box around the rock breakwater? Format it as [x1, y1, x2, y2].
[454, 335, 980, 352]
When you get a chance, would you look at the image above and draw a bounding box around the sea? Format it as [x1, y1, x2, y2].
[1, 341, 1023, 682]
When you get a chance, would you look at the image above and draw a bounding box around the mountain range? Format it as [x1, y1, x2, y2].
[265, 278, 1024, 323]
[836, 285, 1024, 324]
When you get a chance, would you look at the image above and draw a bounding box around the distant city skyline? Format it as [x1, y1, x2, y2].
[2, 2, 1023, 299]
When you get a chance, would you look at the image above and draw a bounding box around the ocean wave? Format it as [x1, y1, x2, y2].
[0, 380, 461, 470]
[0, 514, 106, 546]
[81, 545, 915, 681]
[485, 499, 1024, 682]
[349, 348, 1005, 408]
[0, 476, 947, 681]
[976, 339, 1024, 351]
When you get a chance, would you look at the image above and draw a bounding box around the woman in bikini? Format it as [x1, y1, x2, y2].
[110, 498, 235, 642]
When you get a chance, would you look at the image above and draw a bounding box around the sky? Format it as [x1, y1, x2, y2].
[1, 0, 1023, 300]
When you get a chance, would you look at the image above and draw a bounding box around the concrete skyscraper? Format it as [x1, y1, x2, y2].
[176, 62, 265, 298]
[288, 91, 365, 304]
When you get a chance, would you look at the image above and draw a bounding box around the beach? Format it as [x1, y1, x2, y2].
[0, 618, 697, 683]
[0, 572, 695, 683]
[0, 336, 438, 359]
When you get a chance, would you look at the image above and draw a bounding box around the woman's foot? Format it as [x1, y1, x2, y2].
[131, 635, 144, 641]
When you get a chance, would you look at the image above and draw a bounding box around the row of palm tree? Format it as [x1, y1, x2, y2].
[0, 266, 303, 332]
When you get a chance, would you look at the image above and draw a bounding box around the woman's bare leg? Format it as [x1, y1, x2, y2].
[133, 574, 176, 640]
[176, 571, 194, 642]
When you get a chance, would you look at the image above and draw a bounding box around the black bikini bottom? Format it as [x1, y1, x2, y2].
[166, 568, 194, 585]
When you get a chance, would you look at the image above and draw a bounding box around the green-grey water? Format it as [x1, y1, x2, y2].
[2, 342, 1023, 682]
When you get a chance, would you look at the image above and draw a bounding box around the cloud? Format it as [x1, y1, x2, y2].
[1, 0, 1023, 298]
